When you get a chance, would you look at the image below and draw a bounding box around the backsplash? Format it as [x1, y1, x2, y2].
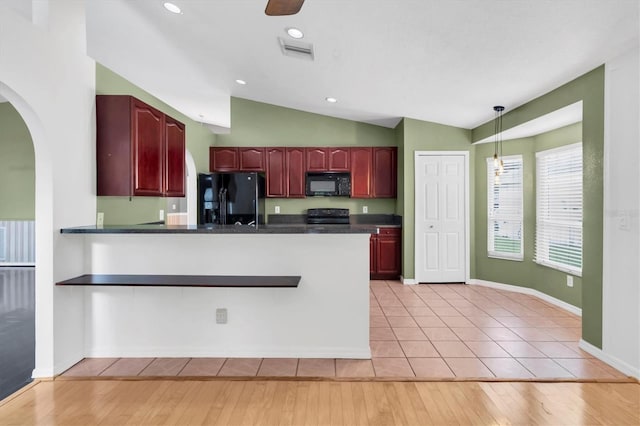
[268, 213, 402, 225]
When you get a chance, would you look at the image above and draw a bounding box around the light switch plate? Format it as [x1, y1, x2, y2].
[275, 206, 280, 214]
[363, 206, 368, 214]
[159, 209, 165, 221]
[96, 212, 104, 227]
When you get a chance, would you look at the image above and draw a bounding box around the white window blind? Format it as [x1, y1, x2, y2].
[535, 143, 583, 276]
[487, 155, 523, 260]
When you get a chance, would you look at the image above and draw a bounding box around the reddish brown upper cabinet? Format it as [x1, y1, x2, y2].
[305, 148, 329, 171]
[305, 147, 350, 172]
[265, 147, 306, 198]
[239, 147, 265, 171]
[328, 148, 350, 171]
[164, 116, 186, 197]
[96, 95, 185, 197]
[286, 147, 306, 198]
[350, 147, 373, 198]
[265, 147, 287, 197]
[210, 147, 239, 171]
[371, 227, 402, 279]
[372, 147, 397, 198]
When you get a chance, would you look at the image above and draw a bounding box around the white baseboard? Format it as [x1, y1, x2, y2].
[467, 279, 582, 317]
[401, 276, 418, 285]
[85, 346, 372, 360]
[579, 339, 639, 379]
[31, 368, 54, 379]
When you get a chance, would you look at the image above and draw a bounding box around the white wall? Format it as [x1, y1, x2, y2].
[0, 0, 96, 376]
[602, 46, 640, 378]
[79, 234, 370, 358]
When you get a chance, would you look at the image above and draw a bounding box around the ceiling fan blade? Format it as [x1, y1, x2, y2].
[265, 0, 305, 16]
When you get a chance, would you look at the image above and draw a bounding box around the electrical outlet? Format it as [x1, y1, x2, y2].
[216, 308, 227, 324]
[159, 209, 165, 221]
[96, 212, 104, 227]
[275, 205, 280, 214]
[363, 206, 368, 214]
[567, 275, 574, 287]
[171, 204, 177, 210]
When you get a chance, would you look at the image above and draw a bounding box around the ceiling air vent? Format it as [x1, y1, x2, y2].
[278, 37, 314, 61]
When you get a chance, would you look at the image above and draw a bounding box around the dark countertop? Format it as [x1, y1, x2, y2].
[60, 224, 379, 235]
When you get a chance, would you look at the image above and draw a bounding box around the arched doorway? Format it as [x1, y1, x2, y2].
[0, 93, 36, 399]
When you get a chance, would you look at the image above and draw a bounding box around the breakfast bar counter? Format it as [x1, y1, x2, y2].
[59, 226, 373, 360]
[61, 223, 379, 234]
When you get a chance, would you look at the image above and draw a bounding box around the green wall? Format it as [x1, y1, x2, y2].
[95, 63, 216, 225]
[399, 118, 474, 280]
[217, 98, 398, 216]
[0, 102, 34, 220]
[474, 123, 583, 307]
[472, 67, 605, 348]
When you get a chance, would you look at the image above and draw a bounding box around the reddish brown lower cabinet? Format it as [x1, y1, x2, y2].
[96, 95, 185, 197]
[371, 227, 401, 279]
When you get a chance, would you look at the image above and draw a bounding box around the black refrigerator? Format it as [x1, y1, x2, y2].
[197, 172, 265, 225]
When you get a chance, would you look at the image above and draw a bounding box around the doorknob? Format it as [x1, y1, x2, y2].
[429, 225, 434, 229]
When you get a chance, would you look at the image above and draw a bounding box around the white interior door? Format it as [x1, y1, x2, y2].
[415, 153, 467, 283]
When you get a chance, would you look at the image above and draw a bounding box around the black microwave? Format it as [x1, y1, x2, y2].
[306, 172, 351, 197]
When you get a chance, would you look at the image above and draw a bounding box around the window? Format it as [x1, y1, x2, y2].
[487, 155, 523, 260]
[535, 143, 583, 275]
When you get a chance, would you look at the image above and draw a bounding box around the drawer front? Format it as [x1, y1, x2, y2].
[378, 227, 401, 236]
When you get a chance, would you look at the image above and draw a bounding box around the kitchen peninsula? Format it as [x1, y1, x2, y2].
[59, 224, 375, 359]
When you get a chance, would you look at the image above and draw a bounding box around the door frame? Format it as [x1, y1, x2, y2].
[414, 151, 470, 284]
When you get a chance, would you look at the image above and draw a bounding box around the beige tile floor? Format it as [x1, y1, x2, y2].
[62, 281, 627, 380]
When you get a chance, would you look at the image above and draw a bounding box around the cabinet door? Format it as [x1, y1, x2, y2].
[376, 232, 401, 277]
[370, 235, 377, 275]
[286, 147, 306, 198]
[373, 147, 397, 198]
[96, 95, 132, 196]
[350, 147, 372, 198]
[164, 116, 185, 197]
[132, 99, 164, 196]
[266, 148, 286, 197]
[210, 147, 239, 171]
[306, 148, 328, 171]
[329, 148, 350, 171]
[239, 147, 265, 171]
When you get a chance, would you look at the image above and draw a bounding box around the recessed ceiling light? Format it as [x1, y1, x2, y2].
[235, 79, 247, 85]
[325, 97, 338, 103]
[163, 2, 181, 14]
[286, 27, 304, 39]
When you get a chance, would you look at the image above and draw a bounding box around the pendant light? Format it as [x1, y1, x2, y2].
[493, 105, 505, 182]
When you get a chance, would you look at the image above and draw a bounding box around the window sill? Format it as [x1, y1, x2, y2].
[534, 260, 582, 277]
[488, 253, 523, 262]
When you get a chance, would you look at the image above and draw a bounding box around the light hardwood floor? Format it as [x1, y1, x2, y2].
[1, 379, 638, 425]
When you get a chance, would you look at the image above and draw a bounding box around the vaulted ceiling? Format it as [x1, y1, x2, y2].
[86, 0, 639, 131]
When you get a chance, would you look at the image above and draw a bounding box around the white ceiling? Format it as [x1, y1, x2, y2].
[86, 0, 639, 132]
